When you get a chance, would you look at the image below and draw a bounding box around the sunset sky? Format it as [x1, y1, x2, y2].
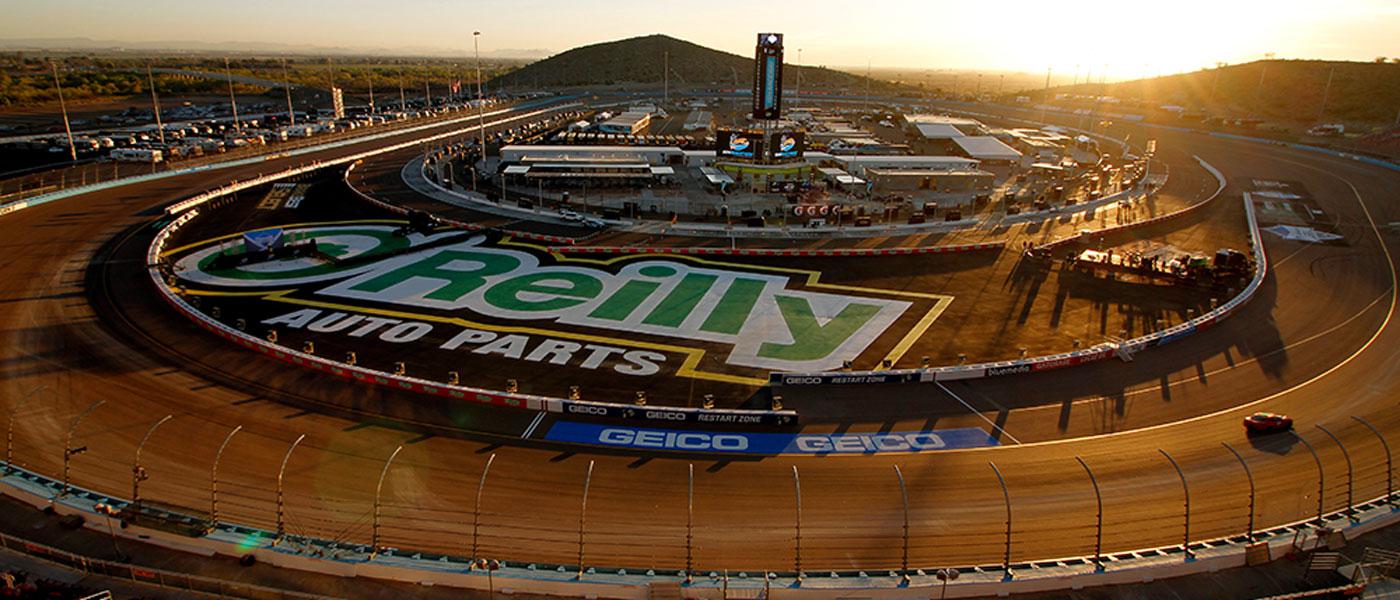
[3, 0, 1398, 77]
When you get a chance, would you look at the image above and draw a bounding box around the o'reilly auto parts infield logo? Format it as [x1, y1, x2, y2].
[170, 223, 951, 376]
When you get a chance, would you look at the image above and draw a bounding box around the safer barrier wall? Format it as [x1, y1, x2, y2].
[551, 241, 1005, 257]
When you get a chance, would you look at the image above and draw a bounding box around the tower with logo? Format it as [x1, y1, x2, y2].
[752, 33, 784, 121]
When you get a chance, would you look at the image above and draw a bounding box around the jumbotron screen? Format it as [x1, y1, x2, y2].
[768, 131, 805, 160]
[716, 128, 763, 159]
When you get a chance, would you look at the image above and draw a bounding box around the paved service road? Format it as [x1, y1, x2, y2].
[0, 102, 1397, 574]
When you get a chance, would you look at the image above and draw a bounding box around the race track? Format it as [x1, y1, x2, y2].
[1, 102, 1398, 578]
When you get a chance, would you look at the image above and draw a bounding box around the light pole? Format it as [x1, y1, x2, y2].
[576, 460, 594, 579]
[370, 444, 405, 558]
[1293, 432, 1326, 524]
[989, 461, 1013, 580]
[1075, 456, 1104, 570]
[131, 414, 174, 506]
[893, 464, 911, 582]
[792, 465, 803, 583]
[4, 386, 46, 475]
[281, 59, 296, 127]
[208, 425, 243, 529]
[685, 463, 694, 583]
[1351, 416, 1393, 507]
[471, 453, 496, 561]
[795, 49, 802, 101]
[474, 32, 487, 165]
[49, 61, 77, 162]
[1316, 424, 1355, 521]
[474, 558, 501, 600]
[1221, 442, 1256, 540]
[146, 65, 165, 146]
[223, 57, 241, 132]
[274, 433, 306, 544]
[60, 400, 106, 498]
[94, 502, 124, 560]
[1158, 449, 1192, 561]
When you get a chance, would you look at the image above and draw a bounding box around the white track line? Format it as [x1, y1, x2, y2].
[521, 411, 547, 439]
[936, 381, 1022, 445]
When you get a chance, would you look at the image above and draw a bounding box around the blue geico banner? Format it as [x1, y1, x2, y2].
[544, 421, 997, 455]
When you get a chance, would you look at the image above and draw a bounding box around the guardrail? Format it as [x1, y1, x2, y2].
[771, 162, 1259, 387]
[149, 208, 795, 427]
[550, 241, 1005, 257]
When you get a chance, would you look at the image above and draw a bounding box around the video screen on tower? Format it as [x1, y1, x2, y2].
[751, 33, 784, 120]
[768, 131, 805, 160]
[716, 128, 763, 159]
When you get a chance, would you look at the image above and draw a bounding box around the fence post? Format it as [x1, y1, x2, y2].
[893, 464, 911, 582]
[471, 453, 496, 562]
[1351, 416, 1394, 508]
[4, 386, 46, 475]
[60, 400, 106, 499]
[792, 465, 803, 583]
[370, 445, 404, 558]
[273, 433, 306, 544]
[576, 460, 594, 580]
[686, 462, 694, 583]
[989, 461, 1013, 581]
[1221, 442, 1256, 540]
[1293, 432, 1325, 524]
[131, 415, 174, 506]
[207, 425, 242, 530]
[1074, 456, 1104, 571]
[1316, 424, 1356, 522]
[1158, 449, 1193, 561]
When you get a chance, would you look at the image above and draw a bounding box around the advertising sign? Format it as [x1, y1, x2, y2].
[544, 421, 998, 454]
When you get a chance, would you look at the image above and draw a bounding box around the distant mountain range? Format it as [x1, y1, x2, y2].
[489, 34, 895, 92]
[0, 37, 549, 59]
[1037, 59, 1400, 125]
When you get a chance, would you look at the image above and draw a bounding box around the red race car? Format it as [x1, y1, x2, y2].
[1243, 412, 1294, 434]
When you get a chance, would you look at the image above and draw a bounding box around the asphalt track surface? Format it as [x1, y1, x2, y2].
[2, 101, 1399, 577]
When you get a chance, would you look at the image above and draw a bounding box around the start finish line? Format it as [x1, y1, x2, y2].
[544, 421, 999, 455]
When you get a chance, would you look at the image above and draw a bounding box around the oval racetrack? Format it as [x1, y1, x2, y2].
[2, 105, 1399, 574]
